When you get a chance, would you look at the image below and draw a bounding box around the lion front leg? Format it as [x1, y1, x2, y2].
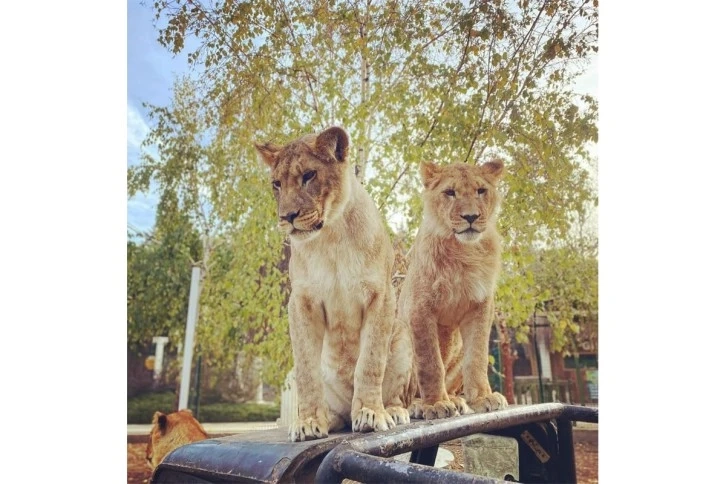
[410, 309, 459, 420]
[352, 290, 396, 433]
[382, 319, 413, 426]
[288, 295, 330, 442]
[459, 301, 508, 413]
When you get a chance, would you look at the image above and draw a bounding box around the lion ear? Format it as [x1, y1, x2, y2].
[315, 126, 349, 163]
[420, 161, 442, 189]
[481, 159, 504, 184]
[254, 142, 283, 169]
[152, 411, 167, 431]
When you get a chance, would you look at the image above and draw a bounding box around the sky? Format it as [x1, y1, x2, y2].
[127, 1, 199, 235]
[127, 1, 598, 236]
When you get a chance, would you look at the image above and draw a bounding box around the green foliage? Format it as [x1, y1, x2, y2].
[532, 232, 599, 353]
[127, 391, 177, 423]
[128, 77, 291, 387]
[197, 402, 280, 423]
[128, 0, 599, 391]
[127, 391, 280, 424]
[198, 224, 291, 386]
[127, 192, 202, 352]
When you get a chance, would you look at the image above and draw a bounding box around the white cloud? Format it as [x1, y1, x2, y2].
[128, 190, 159, 234]
[573, 54, 598, 97]
[127, 102, 159, 233]
[127, 103, 150, 150]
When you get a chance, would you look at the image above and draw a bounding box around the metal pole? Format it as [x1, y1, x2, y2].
[179, 265, 202, 410]
[496, 339, 503, 393]
[533, 309, 545, 403]
[555, 417, 577, 483]
[574, 352, 586, 406]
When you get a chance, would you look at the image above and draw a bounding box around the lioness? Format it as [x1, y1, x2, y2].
[255, 126, 413, 442]
[145, 409, 208, 469]
[398, 160, 508, 420]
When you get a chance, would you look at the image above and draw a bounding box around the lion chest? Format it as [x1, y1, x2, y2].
[431, 261, 490, 307]
[290, 243, 385, 374]
[290, 242, 380, 304]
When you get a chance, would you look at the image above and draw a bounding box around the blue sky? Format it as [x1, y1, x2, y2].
[127, 0, 198, 235]
[127, 1, 598, 236]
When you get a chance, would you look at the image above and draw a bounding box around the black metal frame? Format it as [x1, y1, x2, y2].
[315, 403, 597, 484]
[151, 403, 597, 484]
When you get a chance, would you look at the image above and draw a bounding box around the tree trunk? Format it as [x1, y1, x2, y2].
[356, 1, 370, 182]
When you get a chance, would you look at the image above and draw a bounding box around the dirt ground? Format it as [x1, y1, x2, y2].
[128, 437, 597, 483]
[439, 439, 598, 484]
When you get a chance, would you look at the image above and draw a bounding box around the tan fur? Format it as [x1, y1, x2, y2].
[145, 409, 208, 469]
[255, 127, 414, 442]
[398, 160, 508, 420]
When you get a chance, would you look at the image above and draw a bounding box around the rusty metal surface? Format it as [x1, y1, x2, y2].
[332, 449, 504, 484]
[349, 403, 570, 457]
[152, 428, 356, 484]
[151, 404, 598, 484]
[315, 403, 598, 484]
[561, 404, 598, 423]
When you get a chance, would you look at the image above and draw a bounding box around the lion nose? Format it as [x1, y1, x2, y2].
[461, 214, 480, 224]
[281, 210, 300, 223]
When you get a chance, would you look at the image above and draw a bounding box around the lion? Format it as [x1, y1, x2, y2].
[145, 409, 208, 469]
[255, 126, 414, 442]
[397, 160, 508, 420]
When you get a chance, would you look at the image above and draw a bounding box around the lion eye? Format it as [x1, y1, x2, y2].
[302, 170, 317, 184]
[272, 180, 281, 190]
[477, 188, 487, 195]
[443, 189, 455, 197]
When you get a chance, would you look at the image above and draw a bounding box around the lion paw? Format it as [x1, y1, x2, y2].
[352, 407, 395, 433]
[449, 395, 474, 415]
[385, 405, 410, 425]
[468, 392, 508, 413]
[421, 400, 460, 420]
[289, 415, 329, 442]
[408, 398, 424, 419]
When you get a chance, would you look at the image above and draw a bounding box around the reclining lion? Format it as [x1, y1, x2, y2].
[145, 409, 208, 469]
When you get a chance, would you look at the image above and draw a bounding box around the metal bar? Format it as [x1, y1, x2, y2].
[320, 447, 506, 484]
[561, 404, 598, 423]
[556, 417, 577, 484]
[316, 403, 594, 483]
[409, 444, 439, 466]
[352, 404, 567, 455]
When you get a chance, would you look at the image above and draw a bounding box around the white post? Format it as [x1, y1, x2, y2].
[151, 336, 169, 381]
[278, 370, 298, 427]
[178, 265, 202, 410]
[535, 314, 553, 380]
[537, 339, 552, 380]
[255, 357, 265, 403]
[256, 380, 265, 403]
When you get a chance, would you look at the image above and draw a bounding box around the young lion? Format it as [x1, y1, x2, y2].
[145, 409, 208, 469]
[255, 127, 413, 442]
[398, 160, 508, 420]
